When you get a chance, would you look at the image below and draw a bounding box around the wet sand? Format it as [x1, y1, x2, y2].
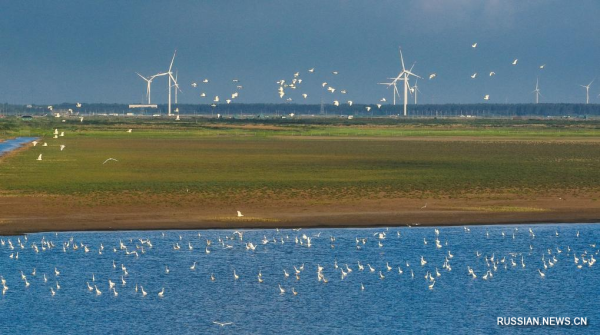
[1, 193, 599, 235]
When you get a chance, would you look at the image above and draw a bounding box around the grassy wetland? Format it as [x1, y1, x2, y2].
[1, 116, 600, 234]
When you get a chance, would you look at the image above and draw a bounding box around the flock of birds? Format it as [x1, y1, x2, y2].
[180, 43, 577, 112]
[1, 225, 597, 308]
[31, 127, 133, 163]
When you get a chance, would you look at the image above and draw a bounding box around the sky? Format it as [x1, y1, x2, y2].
[1, 0, 599, 105]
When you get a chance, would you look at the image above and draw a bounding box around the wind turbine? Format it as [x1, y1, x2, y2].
[383, 47, 421, 116]
[410, 78, 422, 104]
[172, 70, 182, 104]
[378, 80, 401, 105]
[532, 78, 541, 104]
[135, 73, 163, 104]
[159, 50, 179, 116]
[580, 79, 594, 104]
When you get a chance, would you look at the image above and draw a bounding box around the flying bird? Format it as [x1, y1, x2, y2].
[103, 158, 118, 165]
[76, 102, 82, 108]
[308, 68, 315, 73]
[484, 95, 490, 100]
[471, 73, 477, 79]
[489, 72, 496, 77]
[472, 43, 477, 48]
[127, 129, 132, 133]
[213, 322, 233, 327]
[302, 93, 308, 99]
[539, 64, 546, 69]
[332, 71, 339, 75]
[512, 59, 518, 65]
[429, 73, 437, 80]
[191, 82, 197, 87]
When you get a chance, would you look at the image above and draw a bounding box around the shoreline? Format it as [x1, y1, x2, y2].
[2, 199, 599, 235]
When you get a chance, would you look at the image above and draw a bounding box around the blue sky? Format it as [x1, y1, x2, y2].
[1, 0, 599, 105]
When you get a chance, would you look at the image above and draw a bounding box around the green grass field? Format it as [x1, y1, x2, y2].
[2, 116, 600, 205]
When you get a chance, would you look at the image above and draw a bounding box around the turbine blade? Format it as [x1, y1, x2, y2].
[169, 50, 177, 72]
[399, 47, 406, 71]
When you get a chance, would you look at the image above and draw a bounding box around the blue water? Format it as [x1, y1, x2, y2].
[0, 137, 38, 156]
[0, 224, 598, 334]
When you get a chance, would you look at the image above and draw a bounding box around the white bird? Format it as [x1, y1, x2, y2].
[158, 288, 165, 297]
[60, 145, 65, 151]
[213, 321, 233, 327]
[429, 73, 437, 80]
[539, 64, 545, 69]
[471, 43, 477, 48]
[103, 158, 118, 164]
[233, 270, 239, 280]
[278, 284, 285, 295]
[127, 129, 132, 133]
[484, 95, 490, 100]
[32, 141, 38, 147]
[512, 59, 518, 65]
[471, 73, 477, 79]
[37, 154, 42, 161]
[489, 72, 496, 77]
[140, 286, 147, 296]
[237, 211, 244, 217]
[308, 68, 315, 73]
[302, 93, 308, 99]
[538, 269, 545, 278]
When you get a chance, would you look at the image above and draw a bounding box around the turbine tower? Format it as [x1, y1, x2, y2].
[580, 79, 594, 104]
[532, 78, 541, 104]
[166, 51, 179, 116]
[382, 47, 421, 116]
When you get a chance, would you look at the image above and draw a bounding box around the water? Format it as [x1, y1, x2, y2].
[0, 137, 38, 156]
[0, 224, 598, 334]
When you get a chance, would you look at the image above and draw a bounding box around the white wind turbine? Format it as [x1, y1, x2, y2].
[580, 79, 594, 104]
[383, 48, 421, 116]
[378, 80, 401, 105]
[154, 51, 180, 116]
[532, 78, 541, 104]
[172, 70, 183, 104]
[136, 73, 162, 104]
[410, 78, 422, 104]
